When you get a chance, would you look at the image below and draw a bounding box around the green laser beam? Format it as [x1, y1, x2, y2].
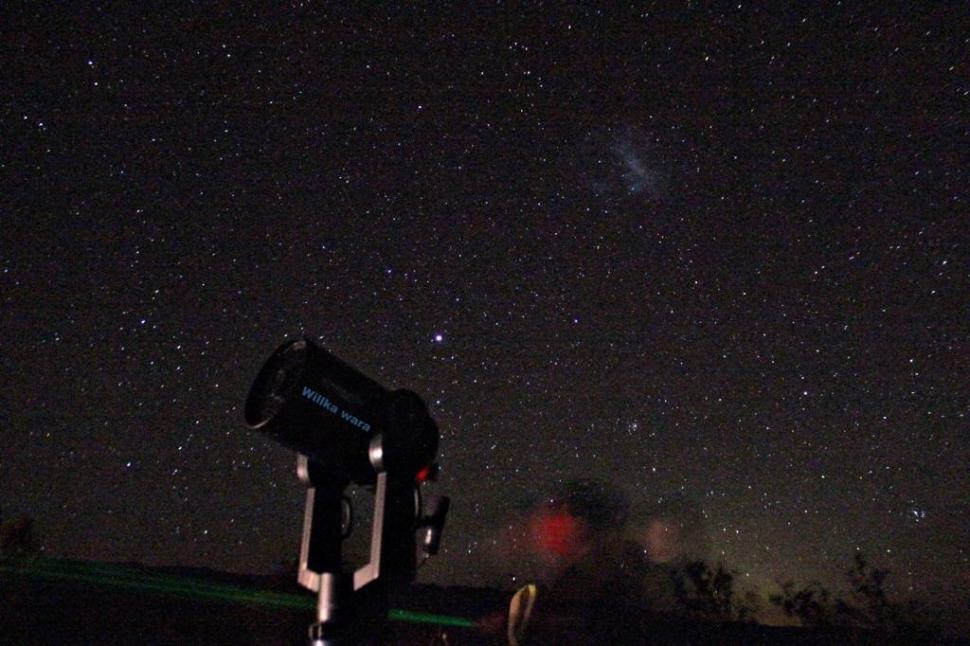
[388, 608, 476, 628]
[8, 560, 302, 604]
[0, 562, 311, 610]
[0, 558, 476, 628]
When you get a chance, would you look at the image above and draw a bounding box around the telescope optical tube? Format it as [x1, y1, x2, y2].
[244, 337, 438, 484]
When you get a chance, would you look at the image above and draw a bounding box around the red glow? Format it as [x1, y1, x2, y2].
[415, 464, 432, 483]
[532, 511, 581, 557]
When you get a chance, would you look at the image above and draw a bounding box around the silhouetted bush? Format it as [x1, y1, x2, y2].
[672, 560, 759, 623]
[770, 552, 942, 640]
[770, 580, 838, 627]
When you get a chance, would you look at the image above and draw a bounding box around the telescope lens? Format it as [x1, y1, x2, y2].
[245, 339, 307, 428]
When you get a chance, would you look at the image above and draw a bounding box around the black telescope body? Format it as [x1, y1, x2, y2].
[244, 337, 438, 484]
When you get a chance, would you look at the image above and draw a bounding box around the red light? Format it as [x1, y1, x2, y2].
[415, 464, 432, 483]
[532, 511, 581, 557]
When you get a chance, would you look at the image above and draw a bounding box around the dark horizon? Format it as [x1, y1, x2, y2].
[3, 555, 968, 642]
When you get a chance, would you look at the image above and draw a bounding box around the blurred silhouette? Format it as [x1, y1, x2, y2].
[626, 496, 710, 615]
[0, 513, 40, 558]
[628, 497, 708, 566]
[480, 479, 704, 642]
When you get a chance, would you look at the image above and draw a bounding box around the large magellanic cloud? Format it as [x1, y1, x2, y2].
[582, 124, 664, 201]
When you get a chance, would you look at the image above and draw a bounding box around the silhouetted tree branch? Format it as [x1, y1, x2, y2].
[672, 560, 759, 623]
[769, 552, 940, 640]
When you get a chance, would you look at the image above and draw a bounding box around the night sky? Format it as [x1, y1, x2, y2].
[3, 3, 967, 615]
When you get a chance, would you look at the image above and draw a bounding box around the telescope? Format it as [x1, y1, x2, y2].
[244, 337, 448, 645]
[245, 337, 439, 482]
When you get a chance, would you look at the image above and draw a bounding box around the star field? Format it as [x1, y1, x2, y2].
[2, 2, 967, 619]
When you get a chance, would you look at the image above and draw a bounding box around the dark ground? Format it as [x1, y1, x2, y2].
[2, 560, 963, 645]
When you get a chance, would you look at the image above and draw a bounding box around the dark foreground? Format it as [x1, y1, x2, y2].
[0, 560, 960, 645]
